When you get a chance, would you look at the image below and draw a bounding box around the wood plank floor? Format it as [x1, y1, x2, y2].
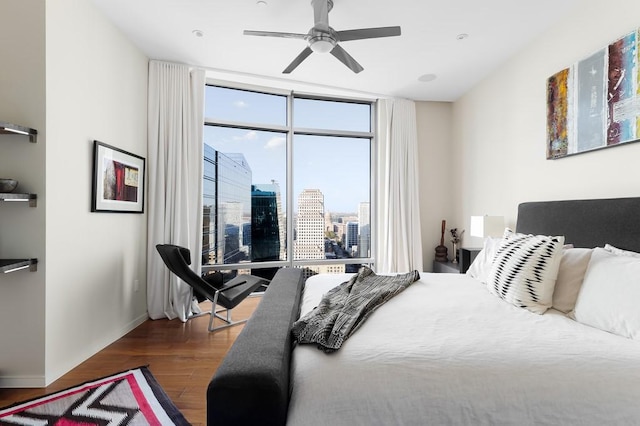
[0, 296, 261, 425]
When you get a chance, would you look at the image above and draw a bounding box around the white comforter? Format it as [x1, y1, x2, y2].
[287, 273, 640, 426]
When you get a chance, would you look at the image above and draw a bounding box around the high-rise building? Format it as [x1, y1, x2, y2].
[223, 223, 242, 264]
[251, 182, 285, 263]
[346, 221, 359, 255]
[202, 144, 251, 265]
[242, 222, 251, 247]
[334, 222, 346, 245]
[358, 202, 371, 258]
[294, 189, 325, 260]
[324, 211, 332, 233]
[202, 205, 213, 265]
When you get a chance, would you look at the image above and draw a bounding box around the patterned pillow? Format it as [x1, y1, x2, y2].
[486, 229, 565, 314]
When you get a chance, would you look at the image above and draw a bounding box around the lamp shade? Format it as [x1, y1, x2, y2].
[470, 216, 504, 238]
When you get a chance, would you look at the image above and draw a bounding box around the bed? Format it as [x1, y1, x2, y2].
[208, 197, 640, 425]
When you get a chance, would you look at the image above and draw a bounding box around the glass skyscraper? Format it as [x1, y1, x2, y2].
[251, 182, 285, 263]
[345, 221, 359, 255]
[202, 144, 251, 265]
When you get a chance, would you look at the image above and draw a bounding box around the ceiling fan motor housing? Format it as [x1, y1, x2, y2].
[308, 28, 337, 53]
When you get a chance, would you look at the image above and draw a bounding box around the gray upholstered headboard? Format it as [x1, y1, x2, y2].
[516, 197, 640, 253]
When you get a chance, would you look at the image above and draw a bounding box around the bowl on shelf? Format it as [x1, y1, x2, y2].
[0, 178, 18, 193]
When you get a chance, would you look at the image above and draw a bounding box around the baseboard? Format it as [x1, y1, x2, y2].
[45, 313, 149, 386]
[0, 313, 149, 388]
[0, 374, 47, 388]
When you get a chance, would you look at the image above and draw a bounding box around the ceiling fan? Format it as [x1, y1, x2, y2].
[243, 0, 401, 74]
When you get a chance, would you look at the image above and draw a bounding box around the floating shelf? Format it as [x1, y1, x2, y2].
[0, 121, 37, 143]
[0, 193, 37, 207]
[1, 121, 39, 274]
[0, 259, 38, 273]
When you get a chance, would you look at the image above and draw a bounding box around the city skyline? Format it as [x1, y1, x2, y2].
[203, 144, 370, 270]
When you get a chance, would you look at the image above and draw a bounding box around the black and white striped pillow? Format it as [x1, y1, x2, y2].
[486, 228, 565, 314]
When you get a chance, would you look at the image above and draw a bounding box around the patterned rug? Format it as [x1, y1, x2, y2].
[0, 366, 190, 425]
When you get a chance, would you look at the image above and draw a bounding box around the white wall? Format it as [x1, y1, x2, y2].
[0, 0, 46, 387]
[415, 102, 454, 270]
[452, 0, 640, 249]
[44, 0, 149, 384]
[0, 0, 148, 387]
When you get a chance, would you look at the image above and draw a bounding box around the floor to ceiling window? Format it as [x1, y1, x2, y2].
[203, 83, 374, 281]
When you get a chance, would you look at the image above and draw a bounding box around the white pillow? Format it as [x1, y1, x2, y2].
[604, 243, 640, 258]
[466, 236, 502, 283]
[486, 228, 565, 314]
[552, 248, 593, 313]
[572, 247, 640, 340]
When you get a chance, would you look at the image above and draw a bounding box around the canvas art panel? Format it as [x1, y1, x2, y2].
[547, 29, 640, 159]
[92, 140, 145, 213]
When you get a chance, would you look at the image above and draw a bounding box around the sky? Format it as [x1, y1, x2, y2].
[203, 86, 371, 213]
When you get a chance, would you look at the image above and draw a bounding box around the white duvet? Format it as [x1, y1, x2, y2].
[287, 272, 640, 426]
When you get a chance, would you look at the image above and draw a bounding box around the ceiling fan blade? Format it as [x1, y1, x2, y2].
[336, 26, 402, 42]
[283, 47, 313, 74]
[244, 30, 307, 40]
[330, 44, 364, 73]
[311, 0, 330, 27]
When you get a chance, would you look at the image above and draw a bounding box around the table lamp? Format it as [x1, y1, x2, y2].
[470, 216, 504, 239]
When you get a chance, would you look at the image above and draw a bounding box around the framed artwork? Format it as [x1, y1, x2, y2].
[547, 28, 640, 159]
[92, 140, 145, 213]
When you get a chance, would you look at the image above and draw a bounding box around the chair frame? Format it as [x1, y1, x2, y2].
[156, 244, 268, 332]
[206, 278, 265, 332]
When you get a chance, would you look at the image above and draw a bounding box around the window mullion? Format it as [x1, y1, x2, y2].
[370, 101, 377, 267]
[204, 119, 288, 134]
[293, 127, 373, 139]
[286, 94, 294, 268]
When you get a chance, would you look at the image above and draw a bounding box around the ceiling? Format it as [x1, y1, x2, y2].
[90, 0, 579, 101]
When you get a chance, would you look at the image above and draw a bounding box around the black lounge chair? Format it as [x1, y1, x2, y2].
[156, 244, 268, 332]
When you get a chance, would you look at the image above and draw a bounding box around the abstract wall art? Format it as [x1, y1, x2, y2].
[547, 29, 640, 159]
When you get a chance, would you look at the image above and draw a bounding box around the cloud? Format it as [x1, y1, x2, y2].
[233, 130, 258, 141]
[265, 136, 286, 149]
[233, 100, 248, 109]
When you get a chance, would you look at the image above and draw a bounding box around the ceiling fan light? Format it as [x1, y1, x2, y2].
[309, 36, 335, 53]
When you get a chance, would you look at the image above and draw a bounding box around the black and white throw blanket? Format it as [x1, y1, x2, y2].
[291, 267, 420, 353]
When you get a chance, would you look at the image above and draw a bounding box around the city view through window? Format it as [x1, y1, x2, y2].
[203, 85, 373, 280]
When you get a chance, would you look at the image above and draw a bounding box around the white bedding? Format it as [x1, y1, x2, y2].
[287, 272, 640, 426]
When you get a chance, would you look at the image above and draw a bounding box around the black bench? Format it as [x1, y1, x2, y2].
[207, 267, 304, 426]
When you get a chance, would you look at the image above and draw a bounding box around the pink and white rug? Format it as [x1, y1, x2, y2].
[0, 366, 189, 425]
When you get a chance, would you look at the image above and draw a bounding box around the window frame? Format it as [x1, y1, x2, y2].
[202, 80, 377, 273]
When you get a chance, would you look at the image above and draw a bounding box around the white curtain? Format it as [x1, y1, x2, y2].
[376, 98, 424, 273]
[146, 60, 205, 321]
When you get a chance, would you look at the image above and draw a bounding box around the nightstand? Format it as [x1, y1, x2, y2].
[432, 260, 460, 273]
[460, 248, 481, 273]
[433, 248, 481, 274]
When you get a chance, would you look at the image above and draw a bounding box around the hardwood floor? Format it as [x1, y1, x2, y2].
[0, 296, 261, 425]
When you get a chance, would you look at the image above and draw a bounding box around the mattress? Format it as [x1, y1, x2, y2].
[287, 272, 640, 425]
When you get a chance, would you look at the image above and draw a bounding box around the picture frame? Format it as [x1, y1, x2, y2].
[91, 140, 145, 213]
